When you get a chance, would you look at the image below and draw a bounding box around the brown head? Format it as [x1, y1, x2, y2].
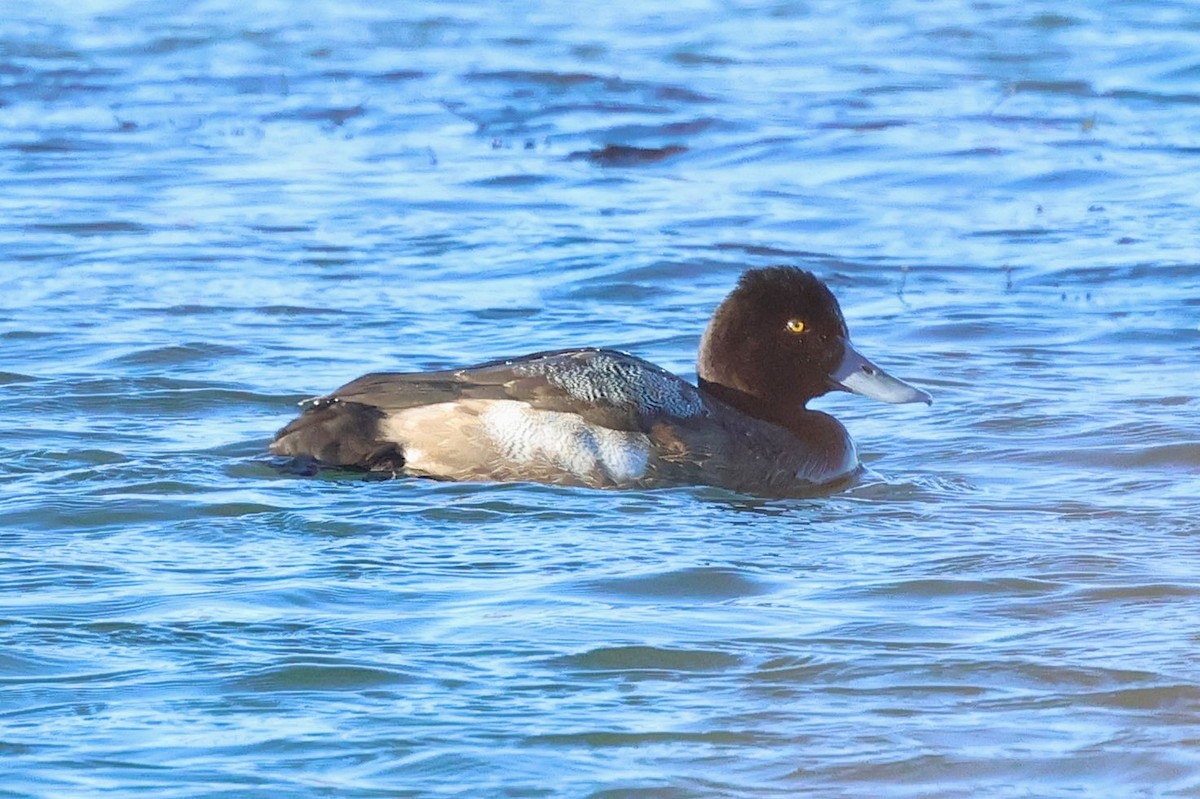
[697, 266, 930, 425]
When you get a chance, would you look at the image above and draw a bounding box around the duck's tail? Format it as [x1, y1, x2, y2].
[269, 401, 405, 472]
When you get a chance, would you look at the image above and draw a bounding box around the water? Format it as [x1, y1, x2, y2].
[2, 1, 1199, 796]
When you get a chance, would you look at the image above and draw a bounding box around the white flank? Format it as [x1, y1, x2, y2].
[479, 401, 649, 484]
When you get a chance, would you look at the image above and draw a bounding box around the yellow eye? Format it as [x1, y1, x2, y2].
[785, 318, 806, 334]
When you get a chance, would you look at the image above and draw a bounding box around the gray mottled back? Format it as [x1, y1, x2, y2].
[507, 349, 705, 420]
[320, 348, 706, 430]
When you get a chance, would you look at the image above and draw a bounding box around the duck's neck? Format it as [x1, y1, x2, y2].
[698, 378, 855, 477]
[698, 378, 812, 430]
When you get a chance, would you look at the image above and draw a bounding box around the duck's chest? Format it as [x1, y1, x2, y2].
[645, 410, 861, 496]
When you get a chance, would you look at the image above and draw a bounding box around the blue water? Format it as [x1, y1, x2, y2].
[3, 1, 1200, 796]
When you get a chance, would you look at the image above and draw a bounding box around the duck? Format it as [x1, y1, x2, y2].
[269, 266, 930, 497]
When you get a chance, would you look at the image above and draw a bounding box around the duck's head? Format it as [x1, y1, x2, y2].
[697, 266, 931, 422]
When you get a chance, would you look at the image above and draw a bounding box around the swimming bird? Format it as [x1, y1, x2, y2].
[269, 266, 930, 496]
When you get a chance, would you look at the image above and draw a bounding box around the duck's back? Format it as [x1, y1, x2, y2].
[269, 348, 855, 495]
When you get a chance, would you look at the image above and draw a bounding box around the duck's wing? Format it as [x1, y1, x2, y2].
[269, 348, 711, 474]
[313, 347, 706, 432]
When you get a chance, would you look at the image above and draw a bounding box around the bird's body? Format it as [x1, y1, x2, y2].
[271, 347, 859, 495]
[270, 267, 930, 497]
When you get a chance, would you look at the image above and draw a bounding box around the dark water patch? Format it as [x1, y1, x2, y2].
[967, 227, 1059, 239]
[586, 787, 707, 799]
[1009, 79, 1095, 97]
[106, 343, 252, 368]
[9, 447, 130, 470]
[463, 71, 715, 105]
[575, 259, 719, 286]
[303, 243, 354, 254]
[83, 478, 206, 496]
[670, 49, 737, 68]
[580, 567, 774, 601]
[231, 660, 412, 692]
[817, 118, 909, 132]
[745, 654, 842, 683]
[0, 40, 80, 60]
[670, 214, 762, 231]
[33, 65, 122, 80]
[593, 117, 729, 141]
[248, 224, 314, 234]
[1070, 582, 1200, 604]
[555, 645, 742, 674]
[11, 379, 285, 417]
[622, 80, 718, 104]
[973, 113, 1094, 129]
[1023, 260, 1200, 285]
[148, 303, 344, 319]
[560, 281, 673, 303]
[858, 81, 951, 97]
[1, 496, 207, 533]
[1024, 11, 1079, 29]
[542, 100, 673, 118]
[1045, 443, 1200, 470]
[464, 69, 610, 88]
[157, 304, 238, 316]
[654, 85, 718, 103]
[927, 24, 986, 41]
[476, 307, 541, 320]
[1131, 395, 1194, 408]
[0, 742, 37, 757]
[1004, 168, 1114, 190]
[143, 34, 215, 55]
[843, 577, 1062, 600]
[1078, 684, 1200, 711]
[567, 144, 687, 167]
[468, 173, 554, 188]
[11, 137, 116, 153]
[945, 146, 1011, 157]
[368, 69, 427, 83]
[305, 257, 357, 268]
[26, 221, 148, 236]
[261, 104, 367, 126]
[1105, 89, 1200, 106]
[197, 501, 288, 518]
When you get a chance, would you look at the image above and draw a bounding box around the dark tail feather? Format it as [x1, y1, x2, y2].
[269, 402, 405, 472]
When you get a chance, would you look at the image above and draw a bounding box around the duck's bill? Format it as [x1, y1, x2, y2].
[831, 341, 932, 405]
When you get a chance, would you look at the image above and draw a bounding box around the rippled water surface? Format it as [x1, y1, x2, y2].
[3, 1, 1200, 796]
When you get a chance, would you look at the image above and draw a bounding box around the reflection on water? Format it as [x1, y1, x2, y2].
[2, 0, 1200, 796]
